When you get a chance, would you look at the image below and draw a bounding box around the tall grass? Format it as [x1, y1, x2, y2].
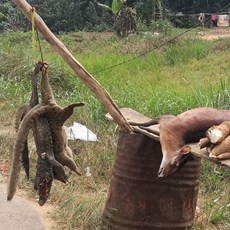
[164, 39, 210, 66]
[0, 30, 230, 229]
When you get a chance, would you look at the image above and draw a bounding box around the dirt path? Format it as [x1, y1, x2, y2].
[0, 123, 57, 230]
[198, 27, 230, 40]
[0, 174, 56, 230]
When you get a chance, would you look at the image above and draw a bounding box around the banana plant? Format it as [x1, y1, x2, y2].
[97, 0, 127, 15]
[97, 0, 137, 37]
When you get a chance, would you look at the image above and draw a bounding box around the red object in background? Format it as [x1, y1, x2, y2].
[1, 164, 8, 172]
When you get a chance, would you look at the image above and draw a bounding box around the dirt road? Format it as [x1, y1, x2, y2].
[198, 27, 230, 40]
[0, 174, 55, 230]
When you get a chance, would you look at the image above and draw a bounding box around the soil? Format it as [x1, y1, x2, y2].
[0, 173, 56, 230]
[0, 124, 57, 230]
[198, 27, 230, 40]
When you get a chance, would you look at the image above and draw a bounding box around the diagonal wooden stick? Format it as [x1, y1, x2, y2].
[14, 0, 133, 132]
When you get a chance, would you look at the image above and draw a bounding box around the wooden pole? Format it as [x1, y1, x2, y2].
[14, 0, 133, 132]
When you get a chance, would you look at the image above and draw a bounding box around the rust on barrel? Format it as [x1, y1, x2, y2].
[102, 131, 201, 230]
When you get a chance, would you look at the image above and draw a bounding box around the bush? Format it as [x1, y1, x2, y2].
[148, 19, 173, 34]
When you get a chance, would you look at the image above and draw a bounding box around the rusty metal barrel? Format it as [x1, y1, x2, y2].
[102, 131, 201, 230]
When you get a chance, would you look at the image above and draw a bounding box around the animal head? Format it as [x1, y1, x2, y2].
[53, 167, 69, 183]
[158, 145, 191, 179]
[34, 156, 53, 207]
[34, 171, 53, 206]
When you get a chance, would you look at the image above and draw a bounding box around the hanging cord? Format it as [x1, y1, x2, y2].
[36, 28, 44, 62]
[31, 7, 37, 61]
[92, 28, 192, 75]
[217, 2, 230, 14]
[31, 7, 44, 63]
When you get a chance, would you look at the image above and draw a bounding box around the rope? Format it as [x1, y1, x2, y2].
[217, 2, 230, 14]
[31, 7, 37, 62]
[92, 28, 193, 75]
[31, 7, 44, 63]
[36, 27, 44, 62]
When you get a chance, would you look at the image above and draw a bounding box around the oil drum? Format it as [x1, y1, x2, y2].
[102, 131, 201, 230]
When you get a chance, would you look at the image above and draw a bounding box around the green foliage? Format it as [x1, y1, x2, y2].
[163, 38, 210, 66]
[111, 0, 120, 14]
[0, 1, 28, 32]
[135, 0, 152, 24]
[166, 0, 230, 14]
[98, 0, 127, 14]
[111, 0, 127, 14]
[1, 1, 230, 33]
[0, 0, 114, 33]
[143, 19, 173, 34]
[198, 161, 230, 228]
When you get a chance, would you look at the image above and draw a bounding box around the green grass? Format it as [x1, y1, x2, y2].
[0, 29, 230, 229]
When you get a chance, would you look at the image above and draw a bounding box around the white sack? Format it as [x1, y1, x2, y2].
[64, 122, 97, 141]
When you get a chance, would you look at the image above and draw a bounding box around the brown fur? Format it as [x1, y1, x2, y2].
[130, 108, 230, 178]
[7, 63, 83, 202]
[40, 67, 84, 174]
[14, 66, 40, 178]
[7, 104, 47, 201]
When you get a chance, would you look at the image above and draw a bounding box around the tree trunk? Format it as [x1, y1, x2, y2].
[158, 2, 163, 20]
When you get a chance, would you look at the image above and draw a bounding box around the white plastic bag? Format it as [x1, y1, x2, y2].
[64, 122, 97, 141]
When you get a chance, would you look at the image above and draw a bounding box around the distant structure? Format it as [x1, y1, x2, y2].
[217, 14, 229, 27]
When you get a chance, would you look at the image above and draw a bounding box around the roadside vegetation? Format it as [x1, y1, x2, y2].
[0, 28, 229, 229]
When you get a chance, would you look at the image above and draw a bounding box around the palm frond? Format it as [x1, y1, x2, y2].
[97, 3, 112, 11]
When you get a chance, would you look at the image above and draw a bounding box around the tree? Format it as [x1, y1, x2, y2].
[0, 1, 28, 31]
[134, 0, 165, 24]
[1, 0, 230, 33]
[2, 1, 111, 32]
[98, 0, 137, 37]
